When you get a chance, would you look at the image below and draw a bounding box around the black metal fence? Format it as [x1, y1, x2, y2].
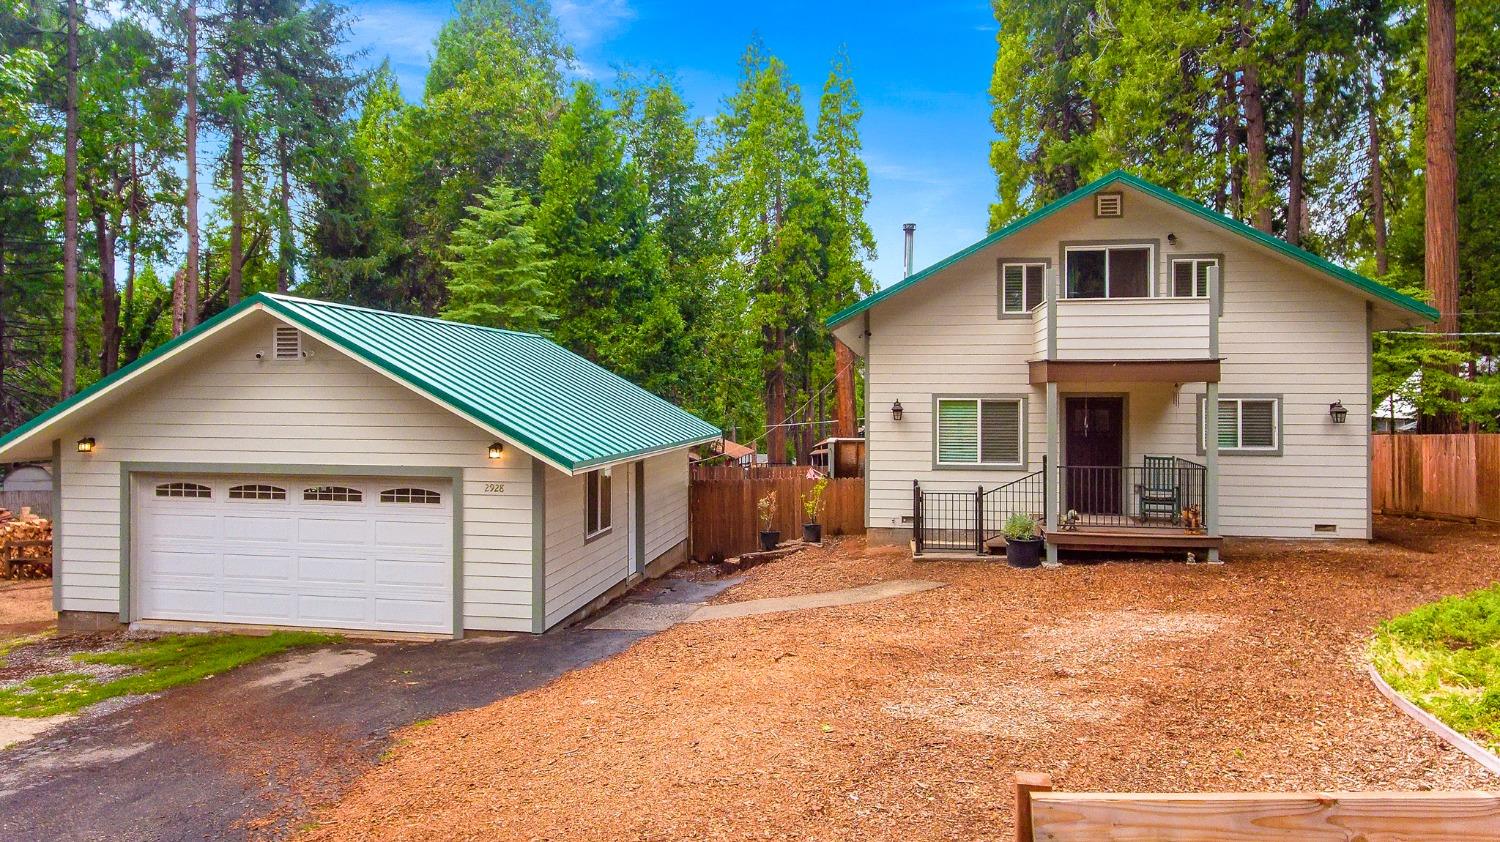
[913, 468, 1046, 555]
[1057, 458, 1206, 529]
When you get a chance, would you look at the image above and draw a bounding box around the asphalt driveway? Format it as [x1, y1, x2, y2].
[0, 575, 731, 841]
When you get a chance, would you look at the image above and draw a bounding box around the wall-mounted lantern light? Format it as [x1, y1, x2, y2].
[1328, 401, 1348, 424]
[891, 400, 904, 421]
[76, 437, 96, 453]
[1167, 232, 1178, 245]
[487, 442, 504, 459]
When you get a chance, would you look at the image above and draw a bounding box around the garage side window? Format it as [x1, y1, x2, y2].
[304, 485, 362, 502]
[156, 482, 212, 499]
[380, 487, 441, 504]
[585, 470, 611, 539]
[228, 484, 287, 500]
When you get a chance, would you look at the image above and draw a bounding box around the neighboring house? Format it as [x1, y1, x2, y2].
[827, 171, 1436, 563]
[1373, 372, 1420, 433]
[0, 294, 719, 637]
[2, 464, 52, 492]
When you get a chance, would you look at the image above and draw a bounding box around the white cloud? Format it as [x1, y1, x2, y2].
[553, 0, 636, 49]
[348, 2, 445, 68]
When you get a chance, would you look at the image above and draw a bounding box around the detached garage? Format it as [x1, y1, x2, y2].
[0, 293, 719, 637]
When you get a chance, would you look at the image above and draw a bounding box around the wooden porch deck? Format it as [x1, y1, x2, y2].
[1043, 524, 1222, 552]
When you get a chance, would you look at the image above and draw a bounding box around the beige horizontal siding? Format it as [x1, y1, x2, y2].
[544, 465, 629, 627]
[643, 450, 689, 562]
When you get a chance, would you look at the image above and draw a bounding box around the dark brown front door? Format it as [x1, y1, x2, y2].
[1064, 396, 1124, 514]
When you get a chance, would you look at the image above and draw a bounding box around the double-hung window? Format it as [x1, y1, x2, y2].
[1201, 397, 1279, 453]
[1064, 245, 1153, 299]
[585, 469, 612, 538]
[1000, 262, 1046, 314]
[1171, 257, 1219, 298]
[935, 397, 1024, 466]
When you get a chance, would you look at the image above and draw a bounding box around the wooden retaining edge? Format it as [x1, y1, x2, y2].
[1366, 663, 1500, 777]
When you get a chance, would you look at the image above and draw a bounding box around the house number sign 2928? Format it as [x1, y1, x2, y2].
[484, 482, 505, 493]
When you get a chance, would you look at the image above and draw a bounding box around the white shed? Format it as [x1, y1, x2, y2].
[0, 294, 719, 637]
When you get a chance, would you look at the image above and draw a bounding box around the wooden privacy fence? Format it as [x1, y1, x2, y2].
[0, 490, 51, 519]
[1013, 773, 1500, 841]
[1371, 434, 1500, 522]
[689, 466, 863, 559]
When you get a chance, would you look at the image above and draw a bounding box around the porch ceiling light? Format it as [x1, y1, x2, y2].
[1328, 401, 1348, 424]
[891, 399, 904, 421]
[487, 441, 504, 459]
[76, 437, 96, 453]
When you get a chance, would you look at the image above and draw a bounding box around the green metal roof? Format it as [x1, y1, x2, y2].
[827, 170, 1438, 328]
[0, 293, 720, 472]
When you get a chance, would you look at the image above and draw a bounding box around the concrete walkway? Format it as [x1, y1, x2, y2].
[587, 579, 946, 631]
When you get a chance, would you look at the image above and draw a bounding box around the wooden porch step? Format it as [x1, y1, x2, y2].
[1044, 528, 1222, 551]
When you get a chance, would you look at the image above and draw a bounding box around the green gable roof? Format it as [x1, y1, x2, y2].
[827, 169, 1438, 328]
[0, 293, 720, 472]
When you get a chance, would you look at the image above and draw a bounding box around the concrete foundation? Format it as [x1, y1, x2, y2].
[553, 539, 690, 631]
[866, 526, 912, 548]
[57, 610, 125, 635]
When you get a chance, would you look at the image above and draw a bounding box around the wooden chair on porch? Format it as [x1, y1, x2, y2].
[1135, 455, 1181, 523]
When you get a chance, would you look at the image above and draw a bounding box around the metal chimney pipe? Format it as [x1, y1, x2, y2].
[902, 223, 916, 278]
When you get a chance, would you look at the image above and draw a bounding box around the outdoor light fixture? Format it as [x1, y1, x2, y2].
[891, 400, 904, 421]
[1167, 232, 1178, 245]
[76, 437, 96, 453]
[1329, 401, 1348, 424]
[487, 442, 504, 459]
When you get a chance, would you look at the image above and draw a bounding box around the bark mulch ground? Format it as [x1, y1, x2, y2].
[302, 517, 1500, 841]
[0, 580, 53, 641]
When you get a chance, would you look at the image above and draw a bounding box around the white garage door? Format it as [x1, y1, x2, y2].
[133, 475, 453, 634]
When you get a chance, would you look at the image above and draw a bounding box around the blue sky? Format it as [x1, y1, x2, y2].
[345, 0, 1001, 289]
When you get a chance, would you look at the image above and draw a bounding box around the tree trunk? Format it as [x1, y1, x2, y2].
[1238, 0, 1273, 233]
[61, 0, 79, 397]
[765, 329, 787, 464]
[1367, 71, 1388, 276]
[183, 0, 200, 332]
[94, 209, 122, 376]
[227, 7, 246, 306]
[1424, 0, 1459, 432]
[277, 133, 293, 293]
[833, 338, 857, 439]
[1286, 0, 1310, 246]
[172, 267, 186, 335]
[126, 129, 139, 332]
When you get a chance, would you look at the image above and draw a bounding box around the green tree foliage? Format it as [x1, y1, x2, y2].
[440, 178, 553, 333]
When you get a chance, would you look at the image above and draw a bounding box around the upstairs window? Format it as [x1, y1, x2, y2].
[936, 398, 1024, 467]
[585, 470, 612, 538]
[1172, 257, 1219, 298]
[1000, 262, 1047, 314]
[1064, 245, 1153, 299]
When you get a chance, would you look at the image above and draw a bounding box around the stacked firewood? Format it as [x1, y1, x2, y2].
[0, 507, 52, 578]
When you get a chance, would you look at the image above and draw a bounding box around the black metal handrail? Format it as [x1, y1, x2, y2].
[1057, 462, 1206, 530]
[913, 462, 1048, 555]
[980, 470, 1045, 544]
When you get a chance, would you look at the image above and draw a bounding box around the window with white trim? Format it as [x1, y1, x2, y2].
[1171, 257, 1218, 298]
[228, 484, 287, 500]
[585, 470, 611, 538]
[1064, 244, 1154, 299]
[936, 398, 1023, 466]
[303, 485, 362, 502]
[1000, 262, 1046, 314]
[156, 481, 212, 499]
[1200, 397, 1279, 452]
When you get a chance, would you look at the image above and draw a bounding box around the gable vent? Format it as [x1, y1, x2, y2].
[1095, 192, 1123, 218]
[273, 326, 303, 360]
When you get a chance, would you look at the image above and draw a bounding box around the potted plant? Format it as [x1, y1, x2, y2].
[801, 477, 829, 544]
[1002, 513, 1043, 568]
[757, 490, 780, 551]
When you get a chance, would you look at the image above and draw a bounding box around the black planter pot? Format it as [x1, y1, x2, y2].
[1006, 537, 1044, 568]
[802, 523, 823, 544]
[759, 530, 781, 551]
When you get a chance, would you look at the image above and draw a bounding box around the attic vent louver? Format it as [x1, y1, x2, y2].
[1095, 192, 1123, 218]
[273, 326, 302, 360]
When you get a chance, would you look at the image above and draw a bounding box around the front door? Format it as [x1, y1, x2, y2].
[1064, 397, 1125, 515]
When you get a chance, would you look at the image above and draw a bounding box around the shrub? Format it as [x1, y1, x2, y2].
[1002, 513, 1039, 541]
[803, 477, 829, 523]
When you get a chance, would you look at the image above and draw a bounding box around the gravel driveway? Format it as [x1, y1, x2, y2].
[303, 517, 1500, 841]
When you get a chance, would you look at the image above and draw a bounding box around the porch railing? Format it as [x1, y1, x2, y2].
[1056, 458, 1206, 531]
[913, 463, 1047, 555]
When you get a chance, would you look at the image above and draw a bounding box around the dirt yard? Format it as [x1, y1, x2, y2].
[304, 517, 1500, 841]
[0, 580, 52, 641]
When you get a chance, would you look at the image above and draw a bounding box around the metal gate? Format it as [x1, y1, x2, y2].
[913, 468, 1045, 555]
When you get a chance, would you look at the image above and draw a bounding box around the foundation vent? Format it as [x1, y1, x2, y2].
[1313, 523, 1338, 534]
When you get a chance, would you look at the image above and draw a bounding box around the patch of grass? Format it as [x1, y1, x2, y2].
[0, 631, 337, 718]
[1370, 582, 1500, 753]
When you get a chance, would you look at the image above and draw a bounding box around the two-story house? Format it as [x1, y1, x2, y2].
[827, 171, 1436, 564]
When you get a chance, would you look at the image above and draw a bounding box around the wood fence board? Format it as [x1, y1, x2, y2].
[689, 471, 864, 559]
[1029, 790, 1500, 841]
[1372, 434, 1500, 522]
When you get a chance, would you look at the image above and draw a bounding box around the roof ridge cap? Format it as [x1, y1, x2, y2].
[260, 293, 543, 338]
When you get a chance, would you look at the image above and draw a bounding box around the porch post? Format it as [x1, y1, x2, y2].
[1204, 381, 1221, 562]
[1044, 380, 1060, 567]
